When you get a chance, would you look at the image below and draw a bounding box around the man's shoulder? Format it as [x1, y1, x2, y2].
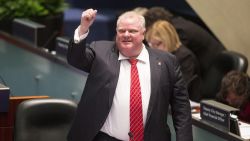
[88, 40, 118, 56]
[90, 40, 115, 47]
[89, 40, 116, 52]
[147, 47, 176, 60]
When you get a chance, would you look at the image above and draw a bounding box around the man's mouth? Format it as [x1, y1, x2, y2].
[122, 40, 132, 43]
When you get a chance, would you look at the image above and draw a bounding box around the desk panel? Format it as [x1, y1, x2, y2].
[192, 115, 248, 141]
[0, 32, 87, 102]
[167, 114, 248, 141]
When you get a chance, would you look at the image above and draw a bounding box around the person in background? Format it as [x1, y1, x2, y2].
[144, 7, 225, 74]
[145, 20, 200, 87]
[216, 70, 250, 123]
[132, 7, 148, 16]
[67, 8, 193, 141]
[145, 20, 201, 102]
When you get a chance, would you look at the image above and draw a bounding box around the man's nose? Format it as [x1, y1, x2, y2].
[124, 30, 130, 36]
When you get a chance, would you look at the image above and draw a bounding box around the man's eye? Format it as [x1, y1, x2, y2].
[118, 30, 125, 33]
[117, 29, 138, 34]
[129, 30, 138, 33]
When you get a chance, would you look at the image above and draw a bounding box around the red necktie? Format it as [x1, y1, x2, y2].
[129, 59, 144, 141]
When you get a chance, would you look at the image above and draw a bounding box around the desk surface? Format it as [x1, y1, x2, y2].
[190, 100, 250, 141]
[0, 32, 87, 102]
[192, 112, 250, 141]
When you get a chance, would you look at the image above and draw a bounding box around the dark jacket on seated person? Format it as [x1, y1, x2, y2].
[238, 99, 250, 123]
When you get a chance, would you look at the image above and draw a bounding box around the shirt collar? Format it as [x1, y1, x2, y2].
[118, 44, 148, 64]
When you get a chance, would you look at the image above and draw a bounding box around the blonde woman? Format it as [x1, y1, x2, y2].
[145, 20, 200, 84]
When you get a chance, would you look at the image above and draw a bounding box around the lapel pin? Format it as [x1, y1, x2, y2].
[158, 61, 162, 66]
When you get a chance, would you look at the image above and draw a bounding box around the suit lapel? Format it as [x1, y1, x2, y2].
[145, 50, 162, 128]
[107, 46, 163, 128]
[107, 45, 120, 107]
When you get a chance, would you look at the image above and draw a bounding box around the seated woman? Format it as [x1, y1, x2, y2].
[216, 70, 250, 123]
[145, 20, 200, 88]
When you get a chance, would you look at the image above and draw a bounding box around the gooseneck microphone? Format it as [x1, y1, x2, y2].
[128, 132, 134, 141]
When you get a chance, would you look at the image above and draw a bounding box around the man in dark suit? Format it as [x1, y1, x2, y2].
[67, 8, 193, 141]
[144, 7, 225, 74]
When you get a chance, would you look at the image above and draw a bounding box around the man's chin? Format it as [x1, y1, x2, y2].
[120, 44, 133, 49]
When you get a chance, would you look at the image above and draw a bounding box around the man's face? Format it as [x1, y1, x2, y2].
[116, 18, 145, 58]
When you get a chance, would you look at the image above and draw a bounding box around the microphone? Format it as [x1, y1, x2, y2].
[128, 132, 134, 141]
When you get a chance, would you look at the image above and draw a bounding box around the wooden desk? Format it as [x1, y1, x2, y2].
[0, 96, 49, 141]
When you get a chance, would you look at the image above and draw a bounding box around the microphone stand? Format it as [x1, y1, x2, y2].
[128, 132, 135, 141]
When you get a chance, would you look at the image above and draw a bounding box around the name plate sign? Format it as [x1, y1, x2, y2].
[12, 18, 46, 47]
[0, 83, 10, 112]
[200, 100, 239, 129]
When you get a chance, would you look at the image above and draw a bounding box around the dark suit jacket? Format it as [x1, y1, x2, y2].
[171, 16, 225, 73]
[67, 39, 193, 141]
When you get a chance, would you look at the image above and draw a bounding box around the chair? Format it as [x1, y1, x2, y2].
[14, 98, 77, 141]
[187, 74, 202, 102]
[200, 50, 248, 100]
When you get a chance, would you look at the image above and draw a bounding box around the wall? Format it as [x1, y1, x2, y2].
[187, 0, 250, 74]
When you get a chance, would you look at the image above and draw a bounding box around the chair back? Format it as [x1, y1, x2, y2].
[200, 50, 248, 99]
[187, 74, 202, 102]
[14, 98, 77, 141]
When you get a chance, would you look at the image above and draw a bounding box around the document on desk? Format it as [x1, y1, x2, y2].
[239, 121, 250, 139]
[190, 100, 200, 113]
[190, 100, 200, 107]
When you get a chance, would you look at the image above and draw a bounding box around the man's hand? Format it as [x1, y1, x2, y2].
[78, 8, 97, 36]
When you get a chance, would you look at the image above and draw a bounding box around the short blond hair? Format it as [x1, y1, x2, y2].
[132, 7, 148, 16]
[145, 20, 181, 52]
[116, 11, 146, 31]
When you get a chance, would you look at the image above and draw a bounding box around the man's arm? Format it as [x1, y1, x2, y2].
[78, 9, 97, 36]
[74, 8, 97, 43]
[170, 58, 193, 141]
[67, 8, 97, 72]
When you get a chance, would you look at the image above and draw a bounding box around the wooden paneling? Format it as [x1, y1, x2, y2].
[0, 96, 49, 141]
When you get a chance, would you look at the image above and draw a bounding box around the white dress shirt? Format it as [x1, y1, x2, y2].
[74, 27, 151, 141]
